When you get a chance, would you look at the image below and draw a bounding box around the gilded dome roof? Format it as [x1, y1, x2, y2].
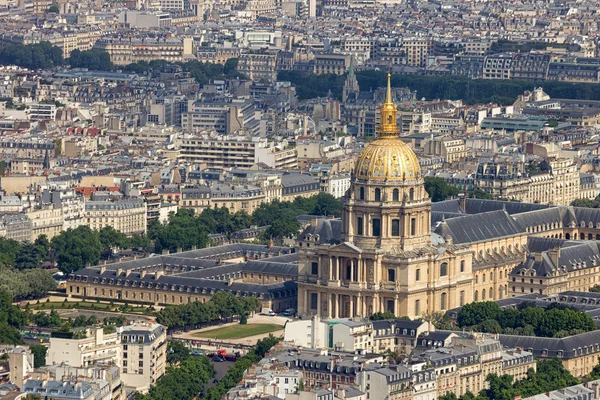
[354, 138, 421, 181]
[353, 72, 421, 181]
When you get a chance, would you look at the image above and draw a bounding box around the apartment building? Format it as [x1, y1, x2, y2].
[181, 99, 257, 135]
[179, 135, 260, 170]
[237, 53, 278, 82]
[47, 327, 121, 368]
[482, 53, 514, 79]
[403, 38, 432, 68]
[94, 36, 192, 66]
[84, 199, 147, 235]
[313, 54, 351, 75]
[119, 323, 167, 392]
[26, 204, 64, 241]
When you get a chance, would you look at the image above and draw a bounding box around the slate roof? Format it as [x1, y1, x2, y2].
[298, 218, 343, 244]
[431, 199, 462, 213]
[434, 210, 525, 244]
[499, 330, 600, 360]
[464, 199, 550, 215]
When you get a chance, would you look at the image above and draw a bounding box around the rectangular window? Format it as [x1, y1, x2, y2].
[460, 291, 465, 306]
[387, 300, 395, 314]
[416, 269, 420, 281]
[357, 217, 363, 235]
[310, 293, 318, 310]
[311, 262, 318, 275]
[391, 219, 400, 236]
[410, 218, 416, 236]
[373, 218, 381, 236]
[388, 269, 395, 282]
[415, 300, 420, 316]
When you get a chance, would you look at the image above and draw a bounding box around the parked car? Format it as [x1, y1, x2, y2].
[211, 357, 224, 362]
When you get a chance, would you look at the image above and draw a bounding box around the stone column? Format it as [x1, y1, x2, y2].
[329, 257, 333, 280]
[335, 293, 340, 318]
[317, 291, 322, 316]
[394, 295, 399, 316]
[327, 294, 332, 318]
[303, 289, 308, 315]
[357, 294, 362, 316]
[349, 296, 354, 317]
[350, 259, 354, 282]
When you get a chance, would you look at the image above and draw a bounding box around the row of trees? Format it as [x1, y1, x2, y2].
[572, 195, 600, 208]
[155, 291, 259, 330]
[135, 334, 280, 400]
[134, 355, 215, 400]
[0, 42, 63, 70]
[279, 70, 600, 106]
[440, 358, 579, 400]
[203, 335, 281, 400]
[149, 192, 342, 254]
[457, 302, 595, 338]
[0, 291, 27, 345]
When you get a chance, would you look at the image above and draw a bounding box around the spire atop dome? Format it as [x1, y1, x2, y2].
[378, 72, 398, 139]
[385, 72, 393, 107]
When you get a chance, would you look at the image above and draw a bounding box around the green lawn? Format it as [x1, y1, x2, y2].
[194, 323, 283, 340]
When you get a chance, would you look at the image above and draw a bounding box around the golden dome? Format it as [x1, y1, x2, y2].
[355, 138, 421, 181]
[353, 72, 421, 181]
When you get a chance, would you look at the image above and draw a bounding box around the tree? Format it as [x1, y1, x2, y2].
[15, 244, 43, 270]
[239, 314, 248, 324]
[590, 285, 600, 293]
[457, 302, 503, 328]
[98, 226, 129, 252]
[424, 177, 459, 202]
[572, 195, 600, 208]
[370, 311, 396, 321]
[0, 237, 21, 268]
[34, 235, 50, 257]
[166, 340, 190, 365]
[311, 192, 342, 217]
[30, 344, 47, 368]
[51, 226, 102, 274]
[68, 49, 113, 71]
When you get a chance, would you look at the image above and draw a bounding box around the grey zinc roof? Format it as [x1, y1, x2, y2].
[434, 210, 525, 244]
[464, 199, 550, 215]
[499, 329, 600, 359]
[298, 218, 343, 244]
[431, 199, 462, 214]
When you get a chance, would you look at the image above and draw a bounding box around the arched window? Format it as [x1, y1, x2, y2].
[375, 188, 381, 202]
[482, 289, 486, 300]
[441, 293, 447, 310]
[566, 233, 570, 239]
[460, 260, 465, 273]
[440, 263, 448, 277]
[474, 290, 479, 301]
[359, 187, 365, 200]
[409, 188, 414, 201]
[393, 188, 399, 201]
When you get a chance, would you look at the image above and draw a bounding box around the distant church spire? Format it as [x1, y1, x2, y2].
[342, 55, 360, 103]
[43, 149, 50, 170]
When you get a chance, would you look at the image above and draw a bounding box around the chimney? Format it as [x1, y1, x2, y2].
[534, 252, 543, 262]
[191, 245, 197, 250]
[162, 249, 170, 255]
[592, 382, 599, 399]
[459, 193, 467, 212]
[177, 247, 182, 253]
[548, 247, 560, 267]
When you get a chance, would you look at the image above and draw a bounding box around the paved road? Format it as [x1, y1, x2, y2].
[198, 358, 235, 397]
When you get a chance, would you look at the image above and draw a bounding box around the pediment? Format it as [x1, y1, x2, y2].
[330, 241, 364, 254]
